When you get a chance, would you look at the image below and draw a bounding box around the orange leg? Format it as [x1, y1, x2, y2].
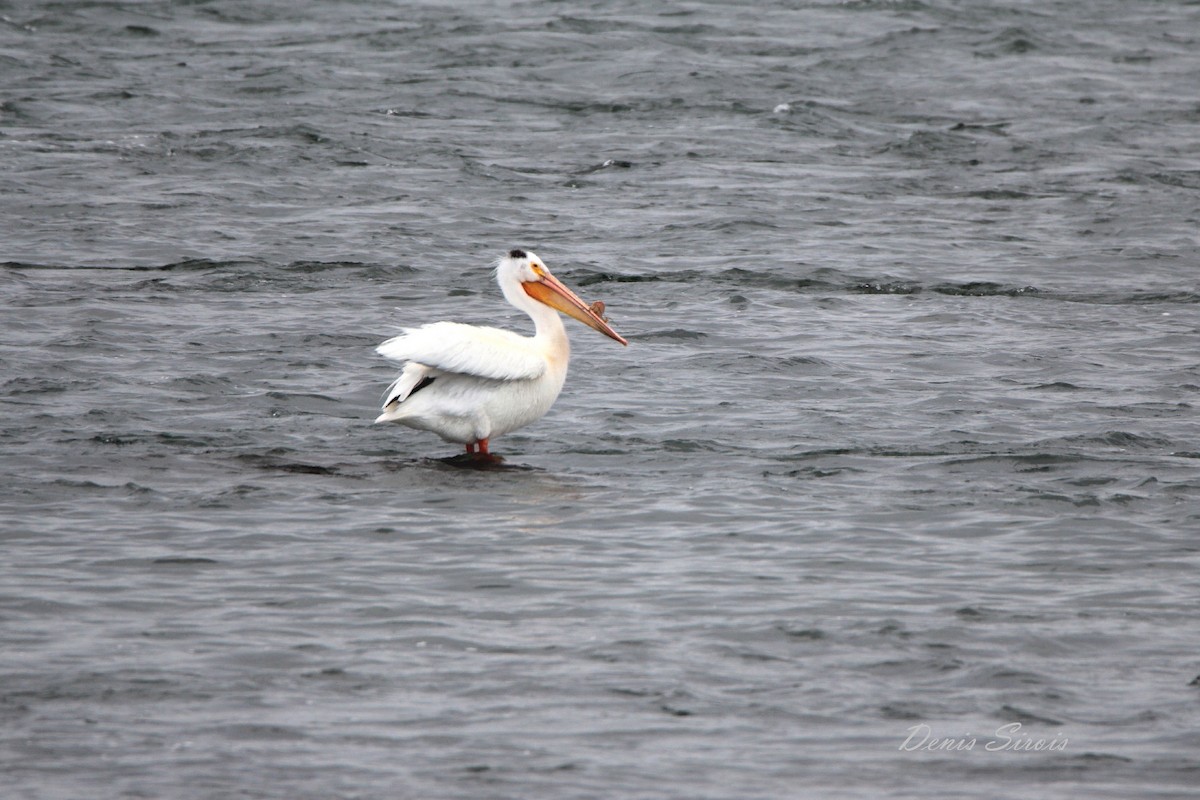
[458, 438, 500, 464]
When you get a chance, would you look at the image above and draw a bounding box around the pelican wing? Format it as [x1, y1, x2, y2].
[376, 322, 546, 382]
[380, 362, 435, 409]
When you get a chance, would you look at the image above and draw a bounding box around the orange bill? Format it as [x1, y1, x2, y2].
[524, 272, 628, 345]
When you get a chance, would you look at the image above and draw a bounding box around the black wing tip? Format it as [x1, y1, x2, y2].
[507, 248, 527, 259]
[386, 375, 436, 409]
[410, 375, 436, 397]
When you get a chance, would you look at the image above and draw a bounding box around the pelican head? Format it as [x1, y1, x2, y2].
[497, 249, 628, 345]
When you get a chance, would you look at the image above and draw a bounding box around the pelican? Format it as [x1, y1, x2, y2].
[374, 249, 627, 457]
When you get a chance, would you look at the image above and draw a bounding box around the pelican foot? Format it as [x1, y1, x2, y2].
[440, 452, 507, 469]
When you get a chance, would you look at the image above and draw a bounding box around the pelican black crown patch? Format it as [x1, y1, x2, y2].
[508, 248, 527, 259]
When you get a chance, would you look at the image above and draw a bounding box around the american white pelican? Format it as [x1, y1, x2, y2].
[374, 249, 627, 458]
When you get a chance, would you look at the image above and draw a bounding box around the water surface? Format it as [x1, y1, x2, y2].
[3, 1, 1200, 798]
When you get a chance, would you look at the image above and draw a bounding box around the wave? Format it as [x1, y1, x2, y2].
[6, 260, 1196, 306]
[576, 266, 1200, 305]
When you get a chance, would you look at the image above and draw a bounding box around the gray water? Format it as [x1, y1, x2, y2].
[3, 1, 1200, 798]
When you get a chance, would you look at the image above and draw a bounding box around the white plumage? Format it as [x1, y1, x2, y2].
[378, 322, 546, 386]
[374, 249, 627, 457]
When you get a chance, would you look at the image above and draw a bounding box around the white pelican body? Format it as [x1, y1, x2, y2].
[375, 249, 626, 456]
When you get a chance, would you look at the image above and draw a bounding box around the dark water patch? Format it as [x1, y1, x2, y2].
[1065, 475, 1118, 488]
[851, 281, 920, 295]
[91, 433, 140, 446]
[648, 697, 695, 718]
[549, 96, 705, 117]
[1059, 431, 1175, 451]
[171, 374, 240, 392]
[651, 20, 723, 37]
[211, 723, 309, 742]
[692, 218, 783, 234]
[718, 644, 789, 664]
[839, 0, 934, 11]
[1020, 490, 1100, 506]
[200, 266, 344, 293]
[974, 667, 1051, 689]
[1090, 402, 1194, 420]
[1114, 49, 1159, 64]
[973, 27, 1057, 58]
[718, 267, 814, 290]
[264, 390, 341, 404]
[772, 465, 863, 479]
[631, 328, 706, 342]
[1065, 753, 1136, 767]
[197, 483, 270, 507]
[881, 129, 979, 158]
[662, 438, 720, 453]
[157, 431, 218, 450]
[879, 703, 933, 721]
[766, 102, 862, 138]
[776, 442, 987, 463]
[574, 267, 992, 298]
[1139, 170, 1200, 191]
[1028, 382, 1086, 392]
[128, 275, 178, 293]
[931, 282, 1039, 297]
[773, 439, 1178, 481]
[3, 259, 265, 273]
[0, 596, 85, 616]
[45, 478, 154, 495]
[776, 624, 826, 641]
[998, 705, 1064, 726]
[87, 431, 218, 449]
[258, 123, 329, 145]
[285, 260, 403, 275]
[2, 261, 60, 271]
[568, 447, 630, 456]
[3, 377, 91, 396]
[572, 270, 666, 287]
[713, 268, 1047, 300]
[429, 454, 543, 472]
[152, 556, 219, 566]
[710, 267, 838, 292]
[779, 355, 832, 369]
[237, 453, 340, 476]
[941, 452, 1124, 472]
[731, 353, 832, 376]
[544, 15, 638, 35]
[949, 121, 1011, 135]
[575, 159, 634, 175]
[648, 269, 1200, 305]
[772, 447, 862, 462]
[4, 672, 204, 705]
[1057, 290, 1200, 305]
[955, 188, 1049, 200]
[553, 100, 637, 116]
